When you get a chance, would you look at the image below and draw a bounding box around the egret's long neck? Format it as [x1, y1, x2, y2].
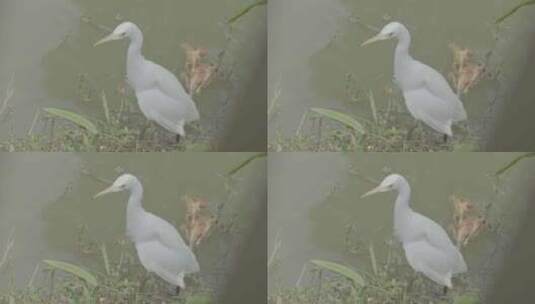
[394, 27, 412, 75]
[126, 29, 144, 73]
[393, 179, 412, 239]
[126, 180, 146, 238]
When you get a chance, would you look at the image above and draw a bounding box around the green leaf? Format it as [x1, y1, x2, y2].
[43, 260, 98, 287]
[310, 259, 365, 288]
[310, 108, 366, 134]
[228, 0, 266, 24]
[43, 108, 98, 135]
[100, 244, 110, 276]
[101, 91, 111, 124]
[496, 0, 535, 23]
[495, 152, 535, 176]
[227, 152, 266, 177]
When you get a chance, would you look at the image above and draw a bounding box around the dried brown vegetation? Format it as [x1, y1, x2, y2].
[181, 43, 217, 95]
[449, 43, 486, 95]
[182, 195, 215, 248]
[451, 195, 487, 247]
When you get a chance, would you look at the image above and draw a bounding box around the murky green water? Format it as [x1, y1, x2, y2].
[268, 0, 535, 148]
[0, 0, 266, 150]
[268, 153, 534, 291]
[0, 152, 266, 291]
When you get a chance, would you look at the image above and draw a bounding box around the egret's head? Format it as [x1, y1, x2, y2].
[94, 22, 140, 47]
[93, 173, 138, 199]
[361, 174, 405, 198]
[361, 22, 406, 46]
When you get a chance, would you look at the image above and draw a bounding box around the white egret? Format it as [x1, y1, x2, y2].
[95, 22, 200, 143]
[362, 22, 467, 141]
[94, 174, 200, 294]
[361, 174, 467, 292]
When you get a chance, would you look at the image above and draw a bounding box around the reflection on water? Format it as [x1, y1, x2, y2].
[0, 153, 265, 291]
[268, 153, 534, 291]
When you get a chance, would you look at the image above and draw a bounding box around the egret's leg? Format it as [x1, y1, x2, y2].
[165, 284, 180, 296]
[443, 286, 448, 295]
[176, 121, 185, 144]
[443, 134, 448, 144]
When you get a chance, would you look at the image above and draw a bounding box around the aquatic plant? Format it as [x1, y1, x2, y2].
[496, 0, 535, 23]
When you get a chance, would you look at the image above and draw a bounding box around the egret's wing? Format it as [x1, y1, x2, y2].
[403, 241, 453, 287]
[412, 213, 467, 274]
[136, 89, 200, 127]
[416, 62, 467, 122]
[147, 60, 192, 101]
[143, 213, 200, 272]
[404, 89, 454, 135]
[145, 213, 187, 249]
[136, 240, 199, 286]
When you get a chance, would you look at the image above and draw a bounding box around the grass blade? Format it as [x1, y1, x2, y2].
[100, 244, 110, 276]
[227, 152, 266, 176]
[228, 0, 267, 24]
[43, 259, 98, 287]
[495, 152, 535, 176]
[310, 108, 366, 134]
[369, 243, 378, 276]
[310, 259, 365, 288]
[367, 90, 378, 124]
[101, 91, 111, 124]
[43, 108, 98, 135]
[496, 0, 535, 23]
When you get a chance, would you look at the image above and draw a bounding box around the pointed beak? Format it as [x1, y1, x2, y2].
[94, 33, 120, 47]
[93, 185, 116, 199]
[361, 185, 385, 198]
[361, 34, 386, 47]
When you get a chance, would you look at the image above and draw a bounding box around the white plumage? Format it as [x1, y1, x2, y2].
[94, 174, 199, 291]
[95, 22, 199, 139]
[362, 174, 467, 289]
[363, 22, 467, 137]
